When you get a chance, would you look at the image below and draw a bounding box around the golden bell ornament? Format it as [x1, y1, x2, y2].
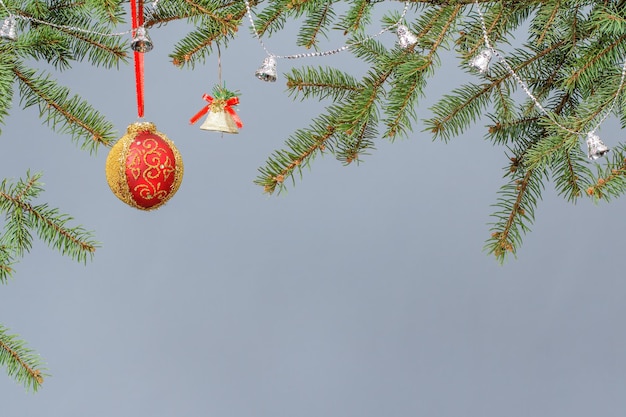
[0, 16, 17, 41]
[131, 26, 153, 53]
[200, 110, 239, 134]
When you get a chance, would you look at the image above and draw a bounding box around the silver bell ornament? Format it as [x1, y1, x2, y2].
[470, 48, 494, 74]
[586, 132, 609, 160]
[396, 24, 418, 49]
[131, 26, 153, 53]
[200, 110, 239, 134]
[255, 56, 277, 82]
[0, 15, 17, 41]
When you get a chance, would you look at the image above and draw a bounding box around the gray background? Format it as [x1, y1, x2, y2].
[1, 5, 626, 417]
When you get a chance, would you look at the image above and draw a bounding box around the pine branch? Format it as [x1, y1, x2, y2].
[486, 115, 540, 145]
[384, 52, 429, 139]
[523, 128, 578, 170]
[12, 63, 116, 152]
[0, 172, 98, 283]
[171, 24, 225, 66]
[349, 36, 389, 64]
[0, 325, 46, 392]
[0, 246, 15, 281]
[550, 143, 591, 202]
[336, 115, 377, 164]
[296, 0, 336, 49]
[565, 34, 626, 92]
[335, 0, 372, 35]
[533, 0, 561, 46]
[485, 166, 546, 262]
[0, 50, 15, 134]
[425, 81, 496, 141]
[249, 0, 289, 37]
[590, 3, 626, 36]
[146, 0, 202, 26]
[85, 0, 126, 25]
[286, 66, 363, 102]
[255, 112, 337, 194]
[586, 144, 626, 201]
[170, 1, 243, 67]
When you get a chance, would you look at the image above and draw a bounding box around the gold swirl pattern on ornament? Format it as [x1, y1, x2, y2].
[106, 123, 184, 211]
[127, 137, 176, 202]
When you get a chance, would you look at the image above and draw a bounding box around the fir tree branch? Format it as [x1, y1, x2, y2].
[13, 174, 39, 203]
[383, 3, 463, 139]
[0, 172, 98, 268]
[286, 66, 363, 101]
[0, 262, 13, 278]
[297, 0, 335, 49]
[255, 115, 337, 194]
[385, 53, 428, 139]
[336, 112, 378, 164]
[534, 0, 561, 46]
[485, 166, 545, 262]
[551, 145, 590, 201]
[523, 125, 576, 170]
[426, 4, 461, 54]
[184, 0, 226, 21]
[250, 0, 289, 36]
[51, 24, 128, 68]
[0, 190, 97, 261]
[336, 0, 371, 35]
[171, 25, 221, 66]
[565, 34, 626, 90]
[0, 325, 46, 392]
[0, 51, 15, 134]
[170, 1, 243, 66]
[426, 81, 495, 141]
[486, 116, 540, 145]
[586, 145, 626, 201]
[12, 63, 116, 152]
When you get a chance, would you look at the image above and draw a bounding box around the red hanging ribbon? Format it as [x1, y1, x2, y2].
[131, 0, 145, 118]
[134, 52, 144, 118]
[189, 94, 243, 128]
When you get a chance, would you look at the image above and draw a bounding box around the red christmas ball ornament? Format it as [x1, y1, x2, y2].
[105, 122, 184, 210]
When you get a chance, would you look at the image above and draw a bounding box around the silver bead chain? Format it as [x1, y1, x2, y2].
[474, 0, 626, 137]
[243, 0, 410, 60]
[0, 0, 162, 37]
[0, 0, 133, 37]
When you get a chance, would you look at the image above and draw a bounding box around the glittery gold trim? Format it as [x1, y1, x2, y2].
[126, 121, 156, 136]
[105, 122, 184, 211]
[105, 131, 138, 209]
